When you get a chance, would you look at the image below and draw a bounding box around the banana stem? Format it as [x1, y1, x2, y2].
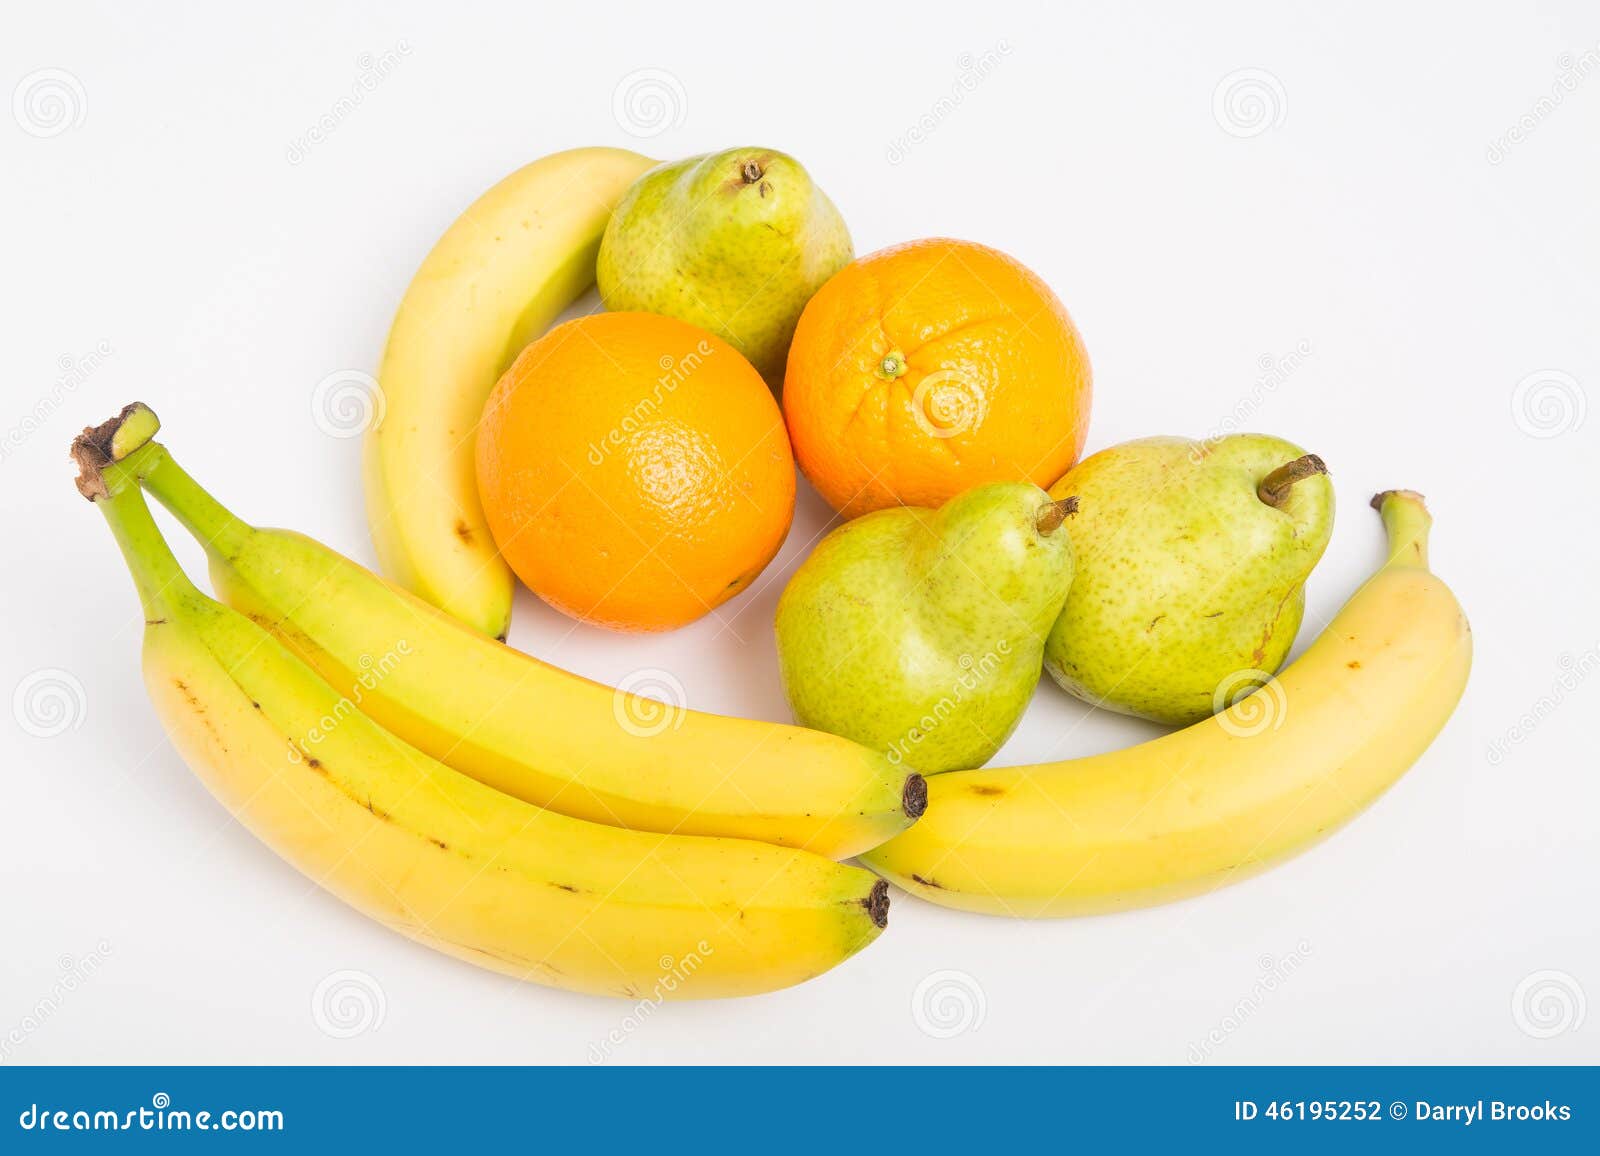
[94, 480, 200, 619]
[132, 445, 253, 562]
[1371, 490, 1431, 571]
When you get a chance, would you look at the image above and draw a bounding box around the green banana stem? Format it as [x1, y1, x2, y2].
[128, 443, 253, 562]
[1371, 490, 1431, 571]
[93, 477, 200, 620]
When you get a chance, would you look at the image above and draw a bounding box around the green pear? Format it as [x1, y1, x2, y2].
[775, 483, 1078, 774]
[1042, 434, 1335, 725]
[596, 147, 852, 388]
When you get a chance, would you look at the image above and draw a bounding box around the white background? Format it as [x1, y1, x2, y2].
[3, 1, 1597, 1065]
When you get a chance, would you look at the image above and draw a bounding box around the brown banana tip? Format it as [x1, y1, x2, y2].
[70, 402, 160, 501]
[1370, 488, 1427, 511]
[902, 773, 928, 819]
[864, 879, 890, 929]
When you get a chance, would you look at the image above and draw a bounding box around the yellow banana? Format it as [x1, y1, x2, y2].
[124, 423, 922, 860]
[863, 489, 1471, 917]
[79, 452, 887, 1000]
[365, 146, 657, 640]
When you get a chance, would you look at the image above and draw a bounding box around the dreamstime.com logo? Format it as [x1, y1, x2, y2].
[885, 42, 1013, 165]
[11, 668, 87, 738]
[287, 644, 411, 763]
[886, 642, 1010, 766]
[1, 340, 113, 464]
[12, 68, 86, 138]
[1188, 940, 1314, 1063]
[612, 669, 688, 738]
[588, 944, 713, 1063]
[17, 1093, 283, 1134]
[312, 369, 386, 438]
[1510, 369, 1586, 439]
[1487, 45, 1600, 165]
[1, 941, 112, 1063]
[1486, 644, 1598, 766]
[286, 43, 412, 164]
[588, 340, 715, 465]
[910, 368, 988, 440]
[612, 68, 687, 138]
[311, 969, 387, 1039]
[1195, 340, 1313, 456]
[1212, 668, 1288, 738]
[1212, 68, 1287, 138]
[912, 969, 987, 1039]
[1511, 970, 1586, 1040]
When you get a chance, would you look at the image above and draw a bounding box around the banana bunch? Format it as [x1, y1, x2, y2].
[73, 413, 888, 1001]
[133, 432, 923, 860]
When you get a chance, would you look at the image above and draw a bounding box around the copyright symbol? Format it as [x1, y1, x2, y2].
[1389, 1101, 1407, 1120]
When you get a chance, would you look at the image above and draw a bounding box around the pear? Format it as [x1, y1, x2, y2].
[597, 147, 852, 389]
[775, 483, 1078, 774]
[1042, 434, 1334, 725]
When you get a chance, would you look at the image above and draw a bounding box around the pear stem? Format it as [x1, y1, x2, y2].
[1035, 495, 1079, 535]
[1257, 453, 1327, 507]
[1370, 490, 1431, 571]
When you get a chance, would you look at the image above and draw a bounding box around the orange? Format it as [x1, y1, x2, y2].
[476, 312, 796, 632]
[782, 237, 1092, 518]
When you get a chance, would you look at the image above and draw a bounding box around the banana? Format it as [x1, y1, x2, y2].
[120, 419, 922, 861]
[863, 489, 1471, 917]
[365, 146, 658, 640]
[77, 450, 888, 1000]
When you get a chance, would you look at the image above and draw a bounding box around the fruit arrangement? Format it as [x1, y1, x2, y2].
[74, 144, 1470, 1001]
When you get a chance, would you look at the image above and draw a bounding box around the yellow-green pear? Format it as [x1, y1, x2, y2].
[776, 483, 1078, 774]
[1043, 435, 1334, 725]
[596, 147, 852, 389]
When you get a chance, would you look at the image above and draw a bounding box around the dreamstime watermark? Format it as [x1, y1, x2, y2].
[587, 943, 713, 1063]
[287, 644, 411, 764]
[886, 42, 1013, 165]
[1212, 68, 1287, 138]
[12, 667, 87, 738]
[1511, 970, 1586, 1039]
[2, 340, 114, 464]
[909, 368, 988, 440]
[311, 969, 386, 1039]
[612, 668, 687, 738]
[1510, 369, 1586, 439]
[1486, 644, 1598, 766]
[286, 43, 412, 165]
[587, 340, 715, 465]
[1187, 940, 1313, 1063]
[911, 969, 987, 1039]
[0, 941, 113, 1062]
[12, 68, 86, 138]
[886, 642, 1010, 767]
[1195, 340, 1313, 455]
[612, 68, 686, 138]
[312, 369, 385, 439]
[1487, 45, 1600, 165]
[17, 1093, 283, 1133]
[1212, 668, 1288, 738]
